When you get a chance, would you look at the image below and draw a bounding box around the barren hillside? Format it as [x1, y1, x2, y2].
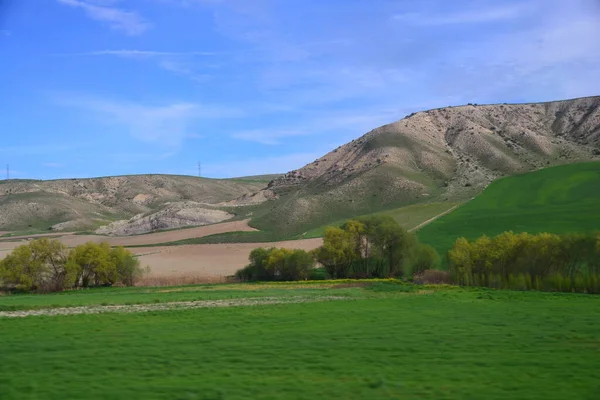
[243, 96, 600, 236]
[0, 175, 267, 232]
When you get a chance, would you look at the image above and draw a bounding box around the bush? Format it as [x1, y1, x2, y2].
[235, 247, 315, 282]
[413, 270, 453, 285]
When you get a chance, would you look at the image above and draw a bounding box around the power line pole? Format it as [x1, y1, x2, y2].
[198, 161, 201, 178]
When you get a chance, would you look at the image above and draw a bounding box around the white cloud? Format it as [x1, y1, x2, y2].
[53, 94, 243, 147]
[57, 0, 151, 35]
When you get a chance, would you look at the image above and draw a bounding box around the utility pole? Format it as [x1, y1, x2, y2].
[198, 161, 201, 178]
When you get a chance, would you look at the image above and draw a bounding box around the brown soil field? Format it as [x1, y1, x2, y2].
[0, 219, 255, 247]
[131, 238, 323, 278]
[0, 222, 322, 279]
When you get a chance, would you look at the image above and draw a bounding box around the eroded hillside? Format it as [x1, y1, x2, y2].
[243, 96, 600, 236]
[0, 175, 267, 232]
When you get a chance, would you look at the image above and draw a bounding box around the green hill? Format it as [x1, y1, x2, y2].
[417, 162, 600, 256]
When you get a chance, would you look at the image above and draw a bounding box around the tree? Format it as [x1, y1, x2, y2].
[410, 244, 440, 276]
[0, 239, 76, 292]
[358, 215, 416, 277]
[110, 246, 142, 286]
[312, 226, 358, 278]
[68, 242, 116, 287]
[235, 247, 315, 282]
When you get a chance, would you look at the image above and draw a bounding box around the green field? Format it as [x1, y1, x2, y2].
[1, 282, 599, 400]
[418, 162, 600, 256]
[138, 202, 458, 247]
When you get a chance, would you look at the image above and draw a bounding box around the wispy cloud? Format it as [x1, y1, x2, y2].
[65, 49, 216, 83]
[158, 60, 211, 83]
[57, 0, 151, 35]
[392, 4, 530, 25]
[52, 94, 243, 147]
[230, 108, 405, 146]
[203, 152, 324, 178]
[0, 144, 78, 156]
[231, 130, 311, 145]
[79, 49, 216, 58]
[42, 162, 66, 168]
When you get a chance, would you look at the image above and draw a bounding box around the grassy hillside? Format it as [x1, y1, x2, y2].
[417, 162, 600, 256]
[1, 282, 599, 399]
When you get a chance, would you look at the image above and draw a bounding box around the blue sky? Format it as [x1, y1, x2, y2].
[1, 0, 599, 179]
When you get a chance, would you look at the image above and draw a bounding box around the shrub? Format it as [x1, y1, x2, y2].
[413, 270, 453, 285]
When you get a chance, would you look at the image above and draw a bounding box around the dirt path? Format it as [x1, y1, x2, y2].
[408, 205, 459, 232]
[0, 232, 75, 241]
[0, 296, 348, 318]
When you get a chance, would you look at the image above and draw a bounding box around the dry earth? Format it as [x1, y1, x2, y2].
[130, 238, 323, 278]
[0, 219, 321, 278]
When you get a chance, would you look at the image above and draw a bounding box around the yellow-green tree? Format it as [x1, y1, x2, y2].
[68, 242, 116, 287]
[0, 239, 77, 292]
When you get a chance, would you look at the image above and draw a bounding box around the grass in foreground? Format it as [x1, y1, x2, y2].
[418, 162, 600, 256]
[1, 282, 599, 400]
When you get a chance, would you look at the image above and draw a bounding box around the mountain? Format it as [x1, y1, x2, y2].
[0, 175, 268, 232]
[241, 96, 600, 237]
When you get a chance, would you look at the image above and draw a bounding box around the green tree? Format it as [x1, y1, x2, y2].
[312, 226, 358, 278]
[409, 244, 440, 276]
[68, 242, 116, 287]
[266, 248, 314, 281]
[110, 246, 142, 286]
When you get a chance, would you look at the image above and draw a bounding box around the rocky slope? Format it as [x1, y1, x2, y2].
[242, 96, 600, 235]
[0, 175, 266, 232]
[95, 201, 233, 236]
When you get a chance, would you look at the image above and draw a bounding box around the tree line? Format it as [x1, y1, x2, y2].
[236, 216, 439, 282]
[448, 231, 600, 293]
[0, 239, 144, 292]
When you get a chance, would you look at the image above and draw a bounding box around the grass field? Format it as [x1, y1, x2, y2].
[1, 281, 599, 400]
[418, 162, 600, 256]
